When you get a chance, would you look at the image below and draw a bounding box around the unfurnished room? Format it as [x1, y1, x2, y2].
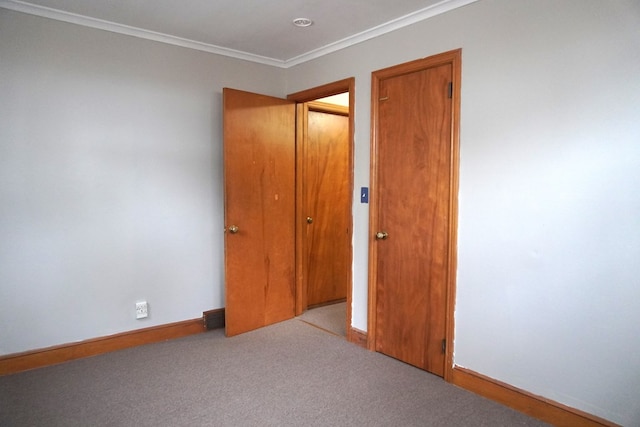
[1, 0, 639, 425]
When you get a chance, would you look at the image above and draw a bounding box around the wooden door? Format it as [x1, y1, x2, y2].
[369, 51, 460, 377]
[223, 88, 296, 337]
[302, 102, 350, 307]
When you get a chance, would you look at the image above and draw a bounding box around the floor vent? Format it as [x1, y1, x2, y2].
[203, 308, 225, 330]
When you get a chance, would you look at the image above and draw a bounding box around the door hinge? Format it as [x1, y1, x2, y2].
[442, 339, 446, 354]
[447, 82, 453, 99]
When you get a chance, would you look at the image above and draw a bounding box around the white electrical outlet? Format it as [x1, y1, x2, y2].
[135, 301, 148, 319]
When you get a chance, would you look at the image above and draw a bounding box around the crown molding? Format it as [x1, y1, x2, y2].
[284, 0, 478, 67]
[0, 0, 478, 69]
[0, 0, 287, 67]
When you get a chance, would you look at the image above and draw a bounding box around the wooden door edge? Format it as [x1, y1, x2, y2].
[294, 103, 308, 316]
[367, 50, 462, 379]
[288, 78, 356, 339]
[444, 48, 462, 382]
[366, 69, 382, 351]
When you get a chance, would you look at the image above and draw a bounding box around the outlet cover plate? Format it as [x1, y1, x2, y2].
[136, 301, 148, 319]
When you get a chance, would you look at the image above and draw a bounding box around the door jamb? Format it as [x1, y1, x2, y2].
[367, 50, 461, 382]
[287, 77, 355, 343]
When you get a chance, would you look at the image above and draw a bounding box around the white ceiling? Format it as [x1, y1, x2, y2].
[0, 0, 478, 67]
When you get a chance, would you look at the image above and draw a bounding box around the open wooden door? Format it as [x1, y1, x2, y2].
[223, 88, 296, 337]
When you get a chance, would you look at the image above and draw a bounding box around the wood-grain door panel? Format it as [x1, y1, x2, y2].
[303, 104, 350, 307]
[223, 88, 296, 337]
[371, 52, 459, 377]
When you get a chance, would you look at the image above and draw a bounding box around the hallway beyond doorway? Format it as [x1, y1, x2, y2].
[297, 302, 346, 337]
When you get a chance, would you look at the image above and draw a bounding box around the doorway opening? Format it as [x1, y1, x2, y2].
[288, 78, 355, 342]
[222, 79, 354, 341]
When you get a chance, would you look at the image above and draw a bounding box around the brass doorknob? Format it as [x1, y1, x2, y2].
[306, 217, 313, 224]
[228, 225, 239, 234]
[375, 231, 388, 240]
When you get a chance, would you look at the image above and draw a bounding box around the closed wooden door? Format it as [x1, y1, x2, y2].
[302, 102, 350, 307]
[223, 88, 296, 337]
[369, 51, 460, 377]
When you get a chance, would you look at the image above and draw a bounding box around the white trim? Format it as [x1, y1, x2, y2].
[0, 0, 287, 67]
[0, 0, 477, 68]
[285, 0, 478, 67]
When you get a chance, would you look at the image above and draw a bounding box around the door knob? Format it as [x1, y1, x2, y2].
[306, 217, 313, 224]
[227, 225, 239, 234]
[375, 231, 388, 240]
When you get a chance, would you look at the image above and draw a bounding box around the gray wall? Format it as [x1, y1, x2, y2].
[0, 9, 284, 352]
[1, 0, 639, 425]
[286, 0, 640, 425]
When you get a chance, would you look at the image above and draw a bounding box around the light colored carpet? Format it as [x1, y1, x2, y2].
[0, 319, 549, 426]
[297, 301, 346, 336]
